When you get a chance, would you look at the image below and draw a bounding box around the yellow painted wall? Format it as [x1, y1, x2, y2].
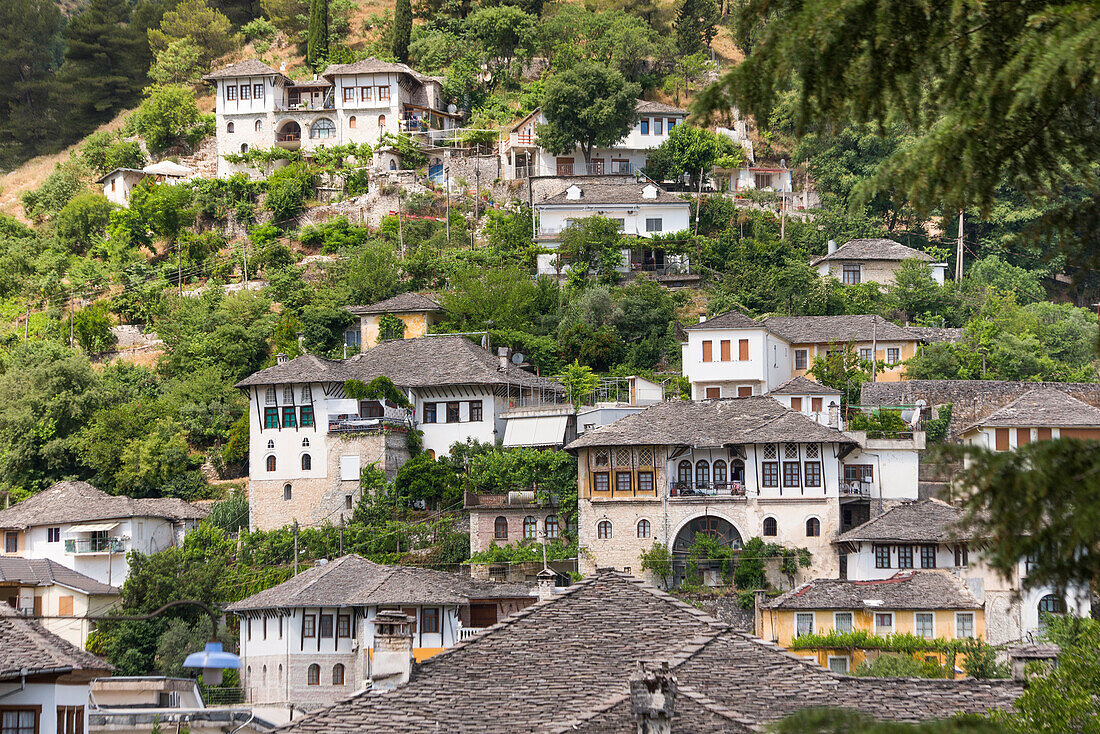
[361, 311, 440, 348]
[790, 341, 918, 383]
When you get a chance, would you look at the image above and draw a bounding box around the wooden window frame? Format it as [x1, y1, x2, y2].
[738, 339, 749, 361]
[300, 405, 315, 427]
[812, 397, 823, 412]
[332, 663, 345, 685]
[640, 118, 649, 135]
[239, 84, 250, 100]
[545, 515, 559, 539]
[597, 520, 612, 539]
[701, 340, 713, 362]
[897, 545, 914, 569]
[423, 403, 437, 423]
[593, 472, 610, 493]
[319, 614, 334, 638]
[782, 461, 801, 488]
[421, 607, 440, 634]
[636, 519, 650, 539]
[343, 87, 355, 102]
[0, 706, 40, 734]
[307, 664, 320, 686]
[303, 614, 316, 637]
[225, 85, 237, 101]
[469, 400, 483, 422]
[762, 517, 777, 537]
[920, 545, 937, 569]
[795, 350, 807, 370]
[761, 462, 779, 488]
[705, 387, 720, 399]
[805, 517, 820, 537]
[446, 402, 460, 423]
[995, 427, 1010, 451]
[791, 397, 803, 411]
[637, 471, 654, 494]
[282, 406, 297, 428]
[804, 461, 821, 487]
[720, 340, 731, 361]
[955, 612, 975, 639]
[875, 545, 891, 568]
[264, 407, 279, 429]
[615, 471, 632, 494]
[494, 516, 508, 540]
[523, 516, 537, 540]
[377, 86, 390, 100]
[337, 615, 351, 638]
[254, 83, 264, 99]
[842, 264, 861, 284]
[360, 86, 372, 101]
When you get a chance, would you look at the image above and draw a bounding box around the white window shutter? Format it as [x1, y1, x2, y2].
[340, 455, 361, 481]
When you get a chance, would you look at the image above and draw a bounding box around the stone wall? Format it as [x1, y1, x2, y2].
[244, 652, 363, 708]
[676, 593, 756, 632]
[861, 380, 1100, 438]
[469, 507, 559, 554]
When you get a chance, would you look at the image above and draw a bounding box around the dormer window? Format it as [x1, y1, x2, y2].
[642, 185, 658, 200]
[565, 185, 582, 200]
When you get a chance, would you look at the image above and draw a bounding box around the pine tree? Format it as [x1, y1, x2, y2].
[392, 0, 412, 63]
[674, 0, 718, 56]
[306, 0, 329, 71]
[0, 0, 66, 166]
[60, 0, 147, 137]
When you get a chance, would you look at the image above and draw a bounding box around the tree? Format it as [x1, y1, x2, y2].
[0, 0, 65, 166]
[639, 542, 673, 589]
[149, 39, 206, 85]
[643, 124, 739, 185]
[81, 132, 148, 175]
[438, 265, 540, 332]
[807, 342, 870, 406]
[674, 0, 717, 55]
[261, 0, 310, 36]
[886, 260, 953, 324]
[557, 216, 625, 282]
[130, 85, 202, 155]
[392, 0, 411, 62]
[148, 0, 239, 66]
[558, 360, 599, 408]
[467, 6, 535, 72]
[394, 453, 459, 509]
[21, 159, 93, 222]
[55, 193, 116, 254]
[73, 304, 119, 355]
[307, 0, 329, 70]
[536, 62, 640, 173]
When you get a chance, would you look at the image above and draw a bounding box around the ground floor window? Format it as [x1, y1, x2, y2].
[827, 656, 850, 674]
[0, 710, 37, 734]
[795, 613, 814, 638]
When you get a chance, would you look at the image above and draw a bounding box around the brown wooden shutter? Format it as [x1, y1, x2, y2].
[791, 398, 802, 411]
[1037, 427, 1052, 441]
[720, 340, 731, 361]
[33, 596, 42, 617]
[705, 387, 720, 399]
[738, 339, 749, 360]
[1061, 428, 1100, 440]
[59, 595, 73, 616]
[812, 398, 823, 412]
[1016, 428, 1030, 446]
[702, 341, 713, 362]
[994, 428, 1010, 451]
[737, 386, 752, 397]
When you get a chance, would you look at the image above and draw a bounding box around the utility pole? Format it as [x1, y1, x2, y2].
[241, 241, 249, 284]
[444, 149, 451, 246]
[955, 210, 964, 281]
[293, 521, 299, 576]
[694, 167, 704, 236]
[397, 195, 404, 255]
[780, 205, 786, 241]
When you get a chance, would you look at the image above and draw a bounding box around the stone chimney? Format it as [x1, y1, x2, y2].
[276, 352, 289, 365]
[497, 347, 510, 371]
[536, 568, 556, 601]
[370, 610, 415, 691]
[827, 239, 837, 254]
[1008, 643, 1060, 682]
[629, 662, 676, 734]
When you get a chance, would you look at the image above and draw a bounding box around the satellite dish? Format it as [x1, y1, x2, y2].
[511, 352, 526, 365]
[447, 103, 458, 114]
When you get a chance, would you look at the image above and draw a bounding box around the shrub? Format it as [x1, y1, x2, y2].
[130, 85, 201, 154]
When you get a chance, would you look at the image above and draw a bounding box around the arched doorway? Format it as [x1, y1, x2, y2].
[276, 120, 302, 150]
[671, 515, 743, 587]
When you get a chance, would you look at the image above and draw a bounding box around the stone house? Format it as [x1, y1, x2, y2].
[835, 498, 1091, 644]
[0, 558, 117, 650]
[563, 397, 923, 586]
[225, 555, 534, 708]
[97, 161, 195, 207]
[758, 569, 984, 675]
[235, 337, 561, 530]
[682, 310, 921, 399]
[0, 481, 207, 588]
[766, 376, 844, 427]
[275, 569, 1022, 733]
[812, 238, 948, 285]
[959, 387, 1100, 449]
[343, 292, 443, 353]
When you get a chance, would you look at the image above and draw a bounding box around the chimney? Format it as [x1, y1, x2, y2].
[753, 589, 767, 638]
[827, 239, 837, 254]
[497, 347, 510, 371]
[276, 352, 289, 365]
[536, 568, 556, 601]
[629, 662, 676, 734]
[698, 314, 707, 323]
[370, 610, 415, 691]
[1008, 644, 1060, 682]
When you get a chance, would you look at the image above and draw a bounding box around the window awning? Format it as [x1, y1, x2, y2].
[502, 415, 569, 448]
[66, 522, 120, 533]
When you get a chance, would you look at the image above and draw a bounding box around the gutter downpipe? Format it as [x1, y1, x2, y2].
[0, 669, 29, 702]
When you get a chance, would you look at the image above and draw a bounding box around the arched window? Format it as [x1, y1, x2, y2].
[267, 439, 275, 449]
[348, 115, 357, 128]
[262, 664, 267, 684]
[1038, 594, 1066, 615]
[677, 460, 691, 487]
[227, 122, 235, 133]
[310, 118, 336, 139]
[389, 159, 397, 170]
[255, 119, 262, 132]
[307, 664, 320, 686]
[597, 520, 612, 539]
[763, 517, 777, 537]
[378, 114, 386, 128]
[806, 518, 820, 537]
[494, 516, 508, 540]
[301, 454, 312, 470]
[332, 663, 345, 685]
[695, 460, 710, 488]
[266, 455, 276, 472]
[637, 519, 650, 539]
[523, 516, 537, 539]
[713, 459, 727, 486]
[240, 143, 249, 153]
[283, 483, 292, 500]
[302, 438, 310, 447]
[545, 515, 559, 540]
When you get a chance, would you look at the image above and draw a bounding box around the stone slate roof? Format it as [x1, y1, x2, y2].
[202, 60, 286, 81]
[565, 397, 854, 450]
[0, 558, 118, 596]
[236, 336, 555, 390]
[225, 555, 533, 612]
[768, 376, 843, 396]
[278, 570, 1019, 733]
[322, 58, 434, 84]
[636, 99, 687, 115]
[762, 314, 915, 344]
[765, 570, 981, 611]
[345, 292, 442, 315]
[835, 499, 967, 544]
[0, 604, 113, 680]
[538, 183, 687, 206]
[963, 387, 1100, 431]
[811, 239, 934, 265]
[906, 326, 967, 344]
[683, 310, 761, 331]
[0, 482, 208, 530]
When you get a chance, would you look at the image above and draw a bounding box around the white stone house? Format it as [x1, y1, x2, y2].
[96, 161, 196, 208]
[812, 238, 948, 285]
[0, 558, 117, 650]
[226, 555, 534, 707]
[836, 499, 1091, 644]
[203, 59, 458, 178]
[682, 310, 922, 399]
[534, 181, 692, 278]
[0, 482, 208, 588]
[565, 397, 923, 587]
[501, 100, 686, 179]
[235, 336, 562, 530]
[959, 387, 1100, 449]
[0, 603, 114, 734]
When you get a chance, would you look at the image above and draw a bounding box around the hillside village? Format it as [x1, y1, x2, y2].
[0, 0, 1099, 732]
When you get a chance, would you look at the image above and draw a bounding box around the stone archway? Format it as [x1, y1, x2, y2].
[671, 515, 743, 587]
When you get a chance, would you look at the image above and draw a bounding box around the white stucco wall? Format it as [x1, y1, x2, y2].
[537, 201, 690, 238]
[682, 326, 787, 398]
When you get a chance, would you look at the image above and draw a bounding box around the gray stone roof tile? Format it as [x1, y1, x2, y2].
[565, 397, 853, 450]
[811, 239, 934, 265]
[202, 60, 286, 81]
[765, 570, 981, 611]
[0, 604, 113, 679]
[345, 293, 442, 315]
[762, 314, 915, 344]
[964, 387, 1100, 430]
[0, 558, 118, 596]
[538, 182, 686, 206]
[276, 570, 1020, 733]
[836, 499, 966, 544]
[0, 482, 207, 530]
[636, 99, 688, 115]
[683, 310, 761, 331]
[768, 376, 844, 396]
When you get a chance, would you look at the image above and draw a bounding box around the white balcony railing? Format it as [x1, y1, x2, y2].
[458, 627, 485, 642]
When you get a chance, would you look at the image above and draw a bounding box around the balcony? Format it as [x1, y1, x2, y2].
[328, 410, 412, 434]
[65, 537, 125, 554]
[669, 481, 747, 500]
[458, 627, 485, 642]
[839, 481, 873, 499]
